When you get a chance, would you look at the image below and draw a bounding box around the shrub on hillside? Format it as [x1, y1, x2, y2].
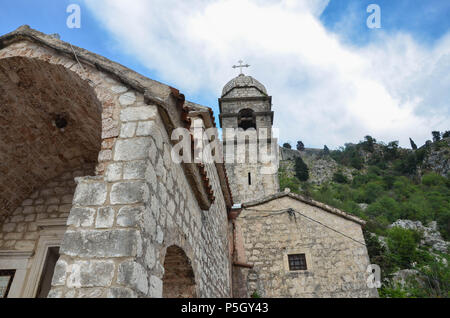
[386, 227, 421, 269]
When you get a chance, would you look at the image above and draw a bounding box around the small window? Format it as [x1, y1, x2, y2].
[288, 254, 307, 271]
[248, 172, 252, 185]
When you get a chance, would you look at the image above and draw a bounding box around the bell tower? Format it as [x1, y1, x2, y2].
[219, 65, 279, 204]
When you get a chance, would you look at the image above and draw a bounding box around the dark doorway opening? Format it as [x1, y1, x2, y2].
[162, 245, 196, 298]
[36, 247, 60, 298]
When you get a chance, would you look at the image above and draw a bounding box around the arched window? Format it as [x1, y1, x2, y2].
[238, 108, 256, 130]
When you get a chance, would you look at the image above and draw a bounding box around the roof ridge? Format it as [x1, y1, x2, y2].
[241, 191, 366, 226]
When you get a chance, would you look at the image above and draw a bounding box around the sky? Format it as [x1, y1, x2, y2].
[1, 0, 449, 149]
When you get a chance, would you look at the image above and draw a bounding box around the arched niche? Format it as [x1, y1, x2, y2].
[162, 245, 197, 298]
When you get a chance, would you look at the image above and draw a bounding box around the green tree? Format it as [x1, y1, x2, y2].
[395, 152, 417, 175]
[409, 138, 418, 150]
[362, 135, 376, 152]
[283, 142, 292, 149]
[359, 181, 385, 204]
[385, 141, 399, 160]
[294, 156, 309, 181]
[432, 131, 441, 142]
[367, 196, 401, 221]
[333, 171, 348, 184]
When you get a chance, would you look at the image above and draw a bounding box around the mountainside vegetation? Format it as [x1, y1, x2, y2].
[279, 132, 450, 298]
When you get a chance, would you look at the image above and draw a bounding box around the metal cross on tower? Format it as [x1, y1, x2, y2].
[232, 60, 250, 75]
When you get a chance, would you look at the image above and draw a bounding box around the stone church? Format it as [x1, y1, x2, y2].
[0, 26, 377, 298]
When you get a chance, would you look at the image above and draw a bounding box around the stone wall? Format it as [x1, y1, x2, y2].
[51, 103, 232, 298]
[0, 164, 94, 252]
[234, 196, 378, 298]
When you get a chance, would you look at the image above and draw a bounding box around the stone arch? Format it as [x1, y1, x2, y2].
[0, 56, 109, 217]
[162, 245, 197, 298]
[0, 55, 105, 217]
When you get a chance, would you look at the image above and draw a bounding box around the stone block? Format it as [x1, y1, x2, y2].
[67, 207, 96, 227]
[145, 245, 156, 269]
[77, 288, 105, 298]
[117, 206, 142, 227]
[119, 92, 136, 106]
[47, 288, 63, 298]
[136, 121, 155, 137]
[67, 260, 115, 288]
[61, 194, 74, 204]
[22, 206, 35, 215]
[15, 240, 35, 250]
[114, 138, 152, 161]
[73, 182, 107, 206]
[5, 233, 22, 240]
[117, 261, 148, 295]
[98, 150, 113, 162]
[52, 259, 68, 286]
[123, 160, 147, 180]
[110, 181, 148, 205]
[10, 215, 24, 223]
[105, 163, 123, 182]
[95, 207, 115, 229]
[107, 287, 137, 298]
[120, 106, 157, 121]
[61, 229, 140, 258]
[120, 122, 137, 138]
[111, 85, 128, 94]
[22, 199, 33, 206]
[149, 275, 163, 298]
[2, 223, 16, 233]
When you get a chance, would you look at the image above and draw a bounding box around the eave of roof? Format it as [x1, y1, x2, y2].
[241, 191, 366, 226]
[184, 101, 234, 210]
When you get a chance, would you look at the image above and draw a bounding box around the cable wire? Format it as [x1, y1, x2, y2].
[242, 207, 367, 246]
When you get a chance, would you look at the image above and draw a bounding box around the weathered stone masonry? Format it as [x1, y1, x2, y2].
[0, 26, 232, 298]
[233, 193, 378, 298]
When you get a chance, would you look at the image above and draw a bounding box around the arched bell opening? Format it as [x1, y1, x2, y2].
[238, 108, 256, 131]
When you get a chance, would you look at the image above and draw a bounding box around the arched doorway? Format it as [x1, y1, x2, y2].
[162, 245, 196, 298]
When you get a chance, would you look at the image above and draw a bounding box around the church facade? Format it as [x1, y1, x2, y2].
[0, 26, 377, 298]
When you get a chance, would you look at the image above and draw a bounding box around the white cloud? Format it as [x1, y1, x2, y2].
[83, 0, 449, 148]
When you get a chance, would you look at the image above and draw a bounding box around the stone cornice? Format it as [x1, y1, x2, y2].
[0, 250, 34, 258]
